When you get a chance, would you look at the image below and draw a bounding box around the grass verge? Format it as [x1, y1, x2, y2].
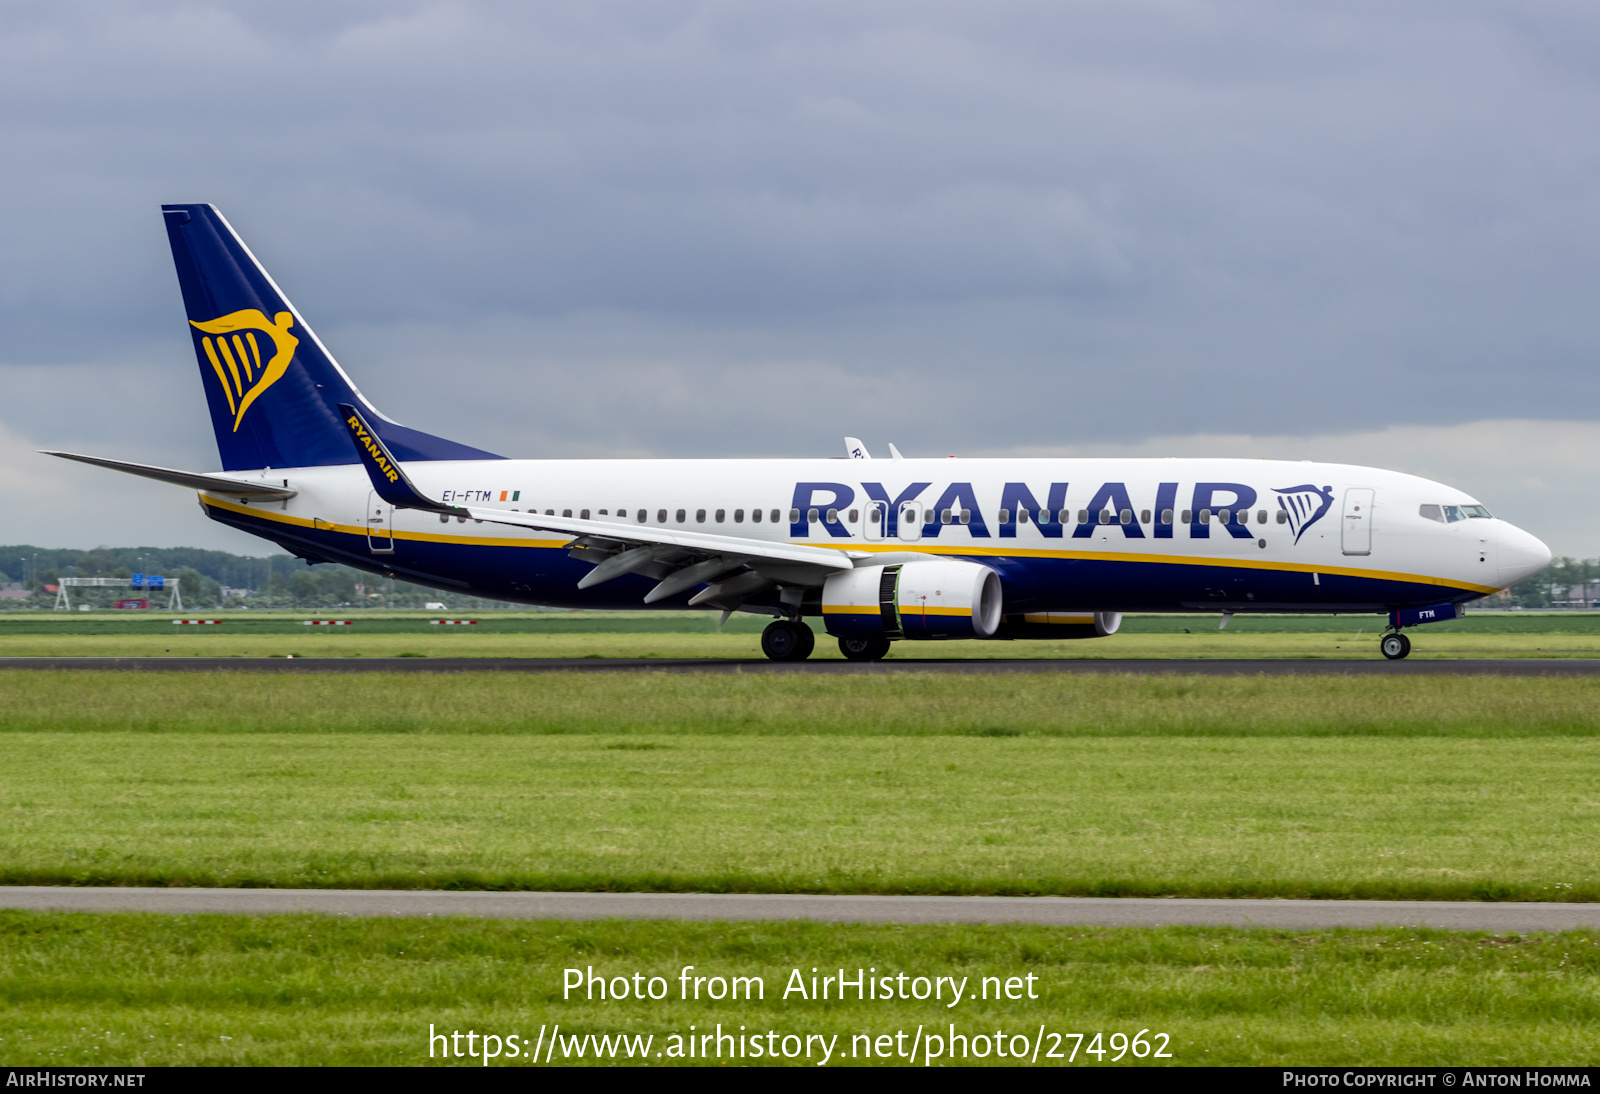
[1, 733, 1596, 899]
[3, 670, 1600, 736]
[1, 912, 1595, 1066]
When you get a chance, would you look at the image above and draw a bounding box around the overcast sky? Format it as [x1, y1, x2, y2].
[3, 1, 1600, 554]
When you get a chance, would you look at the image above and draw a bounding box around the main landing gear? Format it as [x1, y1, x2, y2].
[838, 636, 892, 662]
[1380, 632, 1412, 660]
[761, 619, 816, 661]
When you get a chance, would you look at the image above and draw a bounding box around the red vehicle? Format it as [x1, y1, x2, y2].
[112, 599, 151, 609]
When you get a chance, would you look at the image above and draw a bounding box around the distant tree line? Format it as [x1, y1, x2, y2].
[1503, 557, 1600, 609]
[0, 545, 526, 611]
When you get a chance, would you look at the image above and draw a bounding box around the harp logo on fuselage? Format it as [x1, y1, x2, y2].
[190, 309, 299, 432]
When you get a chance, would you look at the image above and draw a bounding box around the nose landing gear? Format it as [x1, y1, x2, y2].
[1380, 632, 1411, 660]
[761, 619, 816, 661]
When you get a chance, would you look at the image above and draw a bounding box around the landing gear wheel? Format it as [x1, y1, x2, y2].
[838, 636, 892, 662]
[761, 620, 815, 661]
[1380, 633, 1411, 660]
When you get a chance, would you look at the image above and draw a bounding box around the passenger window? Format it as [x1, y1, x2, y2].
[636, 509, 647, 523]
[1161, 509, 1173, 525]
[546, 509, 555, 515]
[848, 508, 859, 523]
[998, 508, 1011, 524]
[696, 509, 706, 523]
[1077, 509, 1089, 525]
[715, 509, 726, 523]
[1275, 510, 1287, 524]
[1218, 508, 1230, 525]
[771, 509, 781, 523]
[808, 508, 820, 523]
[1256, 510, 1266, 524]
[581, 509, 591, 520]
[655, 509, 666, 523]
[675, 509, 686, 523]
[562, 509, 572, 518]
[1018, 509, 1030, 525]
[1099, 509, 1111, 525]
[941, 509, 952, 524]
[1199, 509, 1210, 524]
[734, 509, 745, 523]
[789, 508, 801, 523]
[1119, 509, 1132, 524]
[827, 508, 839, 523]
[959, 509, 971, 525]
[1419, 504, 1444, 523]
[1444, 505, 1466, 523]
[752, 508, 763, 523]
[598, 509, 607, 516]
[1140, 509, 1151, 524]
[1057, 509, 1069, 524]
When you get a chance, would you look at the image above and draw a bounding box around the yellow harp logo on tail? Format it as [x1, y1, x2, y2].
[190, 310, 299, 432]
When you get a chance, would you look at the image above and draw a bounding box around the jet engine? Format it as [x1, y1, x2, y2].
[993, 611, 1123, 640]
[821, 561, 1002, 641]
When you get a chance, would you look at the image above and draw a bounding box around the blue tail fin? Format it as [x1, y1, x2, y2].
[161, 203, 501, 471]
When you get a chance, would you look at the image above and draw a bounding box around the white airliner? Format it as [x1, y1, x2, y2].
[47, 204, 1552, 661]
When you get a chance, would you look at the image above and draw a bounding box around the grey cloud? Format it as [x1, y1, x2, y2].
[1, 0, 1599, 499]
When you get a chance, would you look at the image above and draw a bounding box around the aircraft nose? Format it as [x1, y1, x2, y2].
[1498, 522, 1552, 589]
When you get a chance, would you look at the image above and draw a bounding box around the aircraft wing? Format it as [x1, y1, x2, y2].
[41, 451, 298, 499]
[338, 403, 852, 608]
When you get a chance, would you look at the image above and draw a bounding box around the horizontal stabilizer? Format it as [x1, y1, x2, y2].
[42, 451, 297, 499]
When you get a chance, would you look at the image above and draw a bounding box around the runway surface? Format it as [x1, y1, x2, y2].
[2, 887, 1596, 930]
[1, 656, 1598, 674]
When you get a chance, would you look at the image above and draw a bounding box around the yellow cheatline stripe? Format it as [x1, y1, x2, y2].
[827, 541, 1499, 595]
[821, 605, 879, 615]
[200, 339, 237, 415]
[201, 496, 572, 549]
[911, 606, 972, 617]
[201, 497, 1497, 596]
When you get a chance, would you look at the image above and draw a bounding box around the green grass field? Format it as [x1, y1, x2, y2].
[1, 673, 1596, 899]
[1, 913, 1595, 1066]
[2, 632, 1597, 1066]
[2, 610, 1599, 658]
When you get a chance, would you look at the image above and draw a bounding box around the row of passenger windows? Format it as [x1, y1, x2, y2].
[442, 506, 1288, 527]
[444, 507, 789, 524]
[1419, 504, 1492, 523]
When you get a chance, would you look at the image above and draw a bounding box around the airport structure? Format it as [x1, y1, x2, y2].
[52, 576, 182, 611]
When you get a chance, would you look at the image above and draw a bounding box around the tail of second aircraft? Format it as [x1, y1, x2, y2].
[161, 204, 500, 472]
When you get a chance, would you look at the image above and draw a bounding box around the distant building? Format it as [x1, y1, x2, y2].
[1561, 582, 1600, 609]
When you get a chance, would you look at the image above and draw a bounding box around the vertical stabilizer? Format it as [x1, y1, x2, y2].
[161, 204, 500, 471]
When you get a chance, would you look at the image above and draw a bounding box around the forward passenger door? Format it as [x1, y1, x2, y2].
[1341, 488, 1373, 556]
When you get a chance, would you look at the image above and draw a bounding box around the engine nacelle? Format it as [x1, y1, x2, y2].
[994, 611, 1123, 640]
[822, 561, 1003, 640]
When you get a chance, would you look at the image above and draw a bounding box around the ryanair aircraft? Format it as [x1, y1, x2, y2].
[47, 204, 1552, 661]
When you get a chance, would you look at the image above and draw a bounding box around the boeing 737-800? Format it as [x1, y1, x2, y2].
[46, 205, 1552, 660]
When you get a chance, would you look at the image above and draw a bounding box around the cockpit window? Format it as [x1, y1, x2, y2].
[1462, 505, 1492, 519]
[1419, 504, 1444, 523]
[1443, 505, 1466, 523]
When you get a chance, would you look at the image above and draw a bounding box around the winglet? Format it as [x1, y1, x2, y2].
[844, 437, 871, 460]
[888, 443, 905, 460]
[338, 403, 465, 515]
